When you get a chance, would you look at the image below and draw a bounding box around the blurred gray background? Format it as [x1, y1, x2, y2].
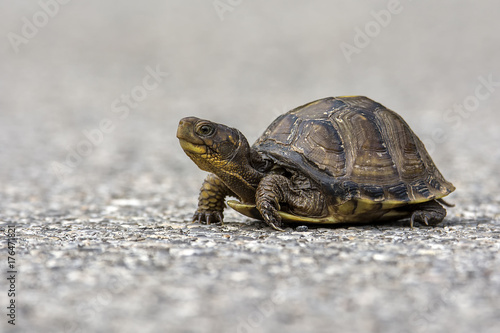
[1, 1, 499, 333]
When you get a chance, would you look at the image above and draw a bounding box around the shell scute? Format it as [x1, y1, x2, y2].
[254, 96, 455, 204]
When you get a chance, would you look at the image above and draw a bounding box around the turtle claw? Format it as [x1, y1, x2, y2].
[410, 209, 440, 228]
[258, 201, 285, 231]
[269, 222, 285, 232]
[193, 210, 224, 225]
[410, 211, 424, 228]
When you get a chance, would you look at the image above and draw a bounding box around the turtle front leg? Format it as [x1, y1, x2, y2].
[256, 174, 326, 231]
[255, 175, 286, 231]
[194, 174, 234, 225]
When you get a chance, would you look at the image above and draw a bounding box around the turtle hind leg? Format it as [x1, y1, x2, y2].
[408, 200, 447, 228]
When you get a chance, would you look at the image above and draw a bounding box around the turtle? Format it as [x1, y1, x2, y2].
[177, 96, 455, 231]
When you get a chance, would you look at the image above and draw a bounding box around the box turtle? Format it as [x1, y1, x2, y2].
[177, 96, 455, 231]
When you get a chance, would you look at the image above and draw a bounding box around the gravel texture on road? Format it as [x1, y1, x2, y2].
[1, 1, 500, 333]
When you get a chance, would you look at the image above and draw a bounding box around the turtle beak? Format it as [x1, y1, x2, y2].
[177, 117, 207, 154]
[177, 117, 197, 140]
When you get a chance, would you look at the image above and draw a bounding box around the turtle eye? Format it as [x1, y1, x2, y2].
[196, 124, 215, 137]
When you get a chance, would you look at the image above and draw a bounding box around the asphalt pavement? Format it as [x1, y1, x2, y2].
[1, 1, 499, 332]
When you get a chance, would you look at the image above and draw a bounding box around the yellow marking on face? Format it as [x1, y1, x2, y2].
[179, 140, 207, 155]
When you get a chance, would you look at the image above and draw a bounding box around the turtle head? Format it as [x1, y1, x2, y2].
[177, 117, 254, 175]
[177, 116, 265, 203]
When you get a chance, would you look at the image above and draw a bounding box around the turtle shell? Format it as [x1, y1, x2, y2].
[253, 96, 455, 205]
